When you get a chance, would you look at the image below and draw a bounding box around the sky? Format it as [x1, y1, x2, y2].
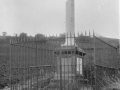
[0, 0, 119, 39]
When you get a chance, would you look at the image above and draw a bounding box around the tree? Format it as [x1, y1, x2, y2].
[35, 33, 45, 40]
[2, 32, 7, 36]
[19, 32, 27, 38]
[59, 33, 66, 38]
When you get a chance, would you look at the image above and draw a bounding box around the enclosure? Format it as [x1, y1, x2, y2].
[0, 34, 119, 90]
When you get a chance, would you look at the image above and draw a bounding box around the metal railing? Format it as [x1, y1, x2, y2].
[0, 33, 119, 90]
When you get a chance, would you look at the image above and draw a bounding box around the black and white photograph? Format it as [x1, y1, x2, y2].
[0, 0, 119, 90]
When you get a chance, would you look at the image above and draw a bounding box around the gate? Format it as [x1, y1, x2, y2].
[9, 34, 118, 90]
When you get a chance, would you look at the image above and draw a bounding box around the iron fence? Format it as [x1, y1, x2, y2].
[0, 34, 117, 90]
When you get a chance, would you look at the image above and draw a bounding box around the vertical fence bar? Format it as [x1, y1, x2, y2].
[83, 34, 85, 90]
[67, 33, 69, 90]
[17, 39, 20, 90]
[86, 36, 91, 89]
[93, 34, 96, 90]
[76, 32, 79, 86]
[101, 37, 104, 89]
[19, 39, 21, 90]
[26, 37, 29, 90]
[29, 38, 31, 89]
[44, 36, 47, 88]
[39, 38, 42, 89]
[10, 39, 12, 90]
[84, 33, 88, 89]
[25, 38, 28, 89]
[52, 37, 55, 89]
[31, 38, 33, 87]
[21, 39, 23, 89]
[59, 34, 62, 90]
[23, 38, 25, 89]
[13, 42, 16, 90]
[23, 39, 25, 89]
[36, 39, 39, 90]
[29, 38, 33, 90]
[33, 38, 35, 87]
[33, 38, 35, 89]
[39, 38, 41, 87]
[89, 36, 92, 89]
[73, 33, 76, 89]
[14, 40, 16, 90]
[16, 39, 18, 90]
[41, 37, 44, 89]
[15, 39, 17, 90]
[92, 36, 94, 90]
[20, 38, 23, 90]
[11, 41, 13, 90]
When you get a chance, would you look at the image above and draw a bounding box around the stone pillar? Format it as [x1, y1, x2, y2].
[64, 0, 75, 46]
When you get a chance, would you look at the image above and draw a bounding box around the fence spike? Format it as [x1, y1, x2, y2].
[66, 33, 68, 38]
[56, 34, 57, 37]
[52, 34, 55, 39]
[77, 32, 78, 37]
[93, 30, 95, 36]
[85, 31, 87, 36]
[81, 31, 83, 36]
[89, 30, 91, 36]
[44, 35, 46, 40]
[45, 35, 47, 39]
[74, 32, 75, 37]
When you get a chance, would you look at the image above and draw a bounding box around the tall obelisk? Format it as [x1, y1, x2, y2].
[54, 0, 85, 81]
[64, 0, 75, 46]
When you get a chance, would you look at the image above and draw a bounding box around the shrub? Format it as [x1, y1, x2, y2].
[100, 71, 120, 90]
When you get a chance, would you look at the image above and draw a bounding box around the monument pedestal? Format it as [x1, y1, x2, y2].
[54, 45, 86, 81]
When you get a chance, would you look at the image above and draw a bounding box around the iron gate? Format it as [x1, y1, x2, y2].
[9, 34, 118, 90]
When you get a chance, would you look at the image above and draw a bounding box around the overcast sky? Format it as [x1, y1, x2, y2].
[0, 0, 119, 38]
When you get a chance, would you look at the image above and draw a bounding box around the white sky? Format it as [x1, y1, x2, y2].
[0, 0, 119, 38]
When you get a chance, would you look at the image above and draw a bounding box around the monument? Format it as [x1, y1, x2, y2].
[54, 0, 86, 81]
[64, 0, 75, 46]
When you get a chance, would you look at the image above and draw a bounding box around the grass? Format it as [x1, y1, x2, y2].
[99, 71, 120, 90]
